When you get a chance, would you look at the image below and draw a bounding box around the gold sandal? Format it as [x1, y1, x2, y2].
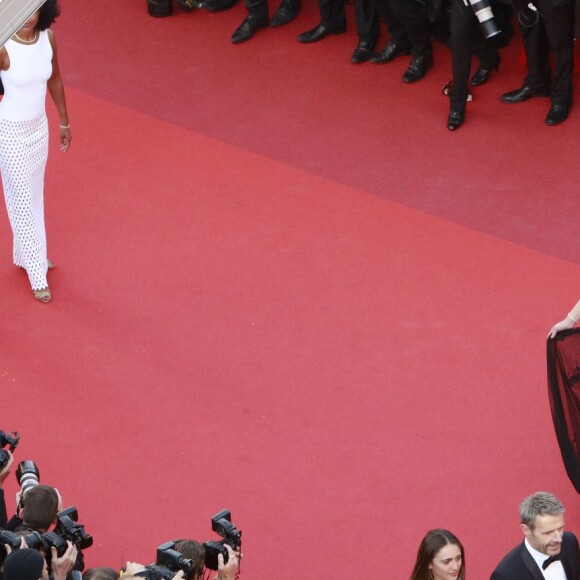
[33, 287, 52, 303]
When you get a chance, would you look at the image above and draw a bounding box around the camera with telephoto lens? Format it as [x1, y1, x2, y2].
[138, 542, 199, 579]
[0, 430, 19, 471]
[0, 530, 25, 565]
[16, 460, 40, 498]
[53, 507, 93, 551]
[467, 0, 500, 38]
[203, 510, 242, 571]
[0, 530, 47, 564]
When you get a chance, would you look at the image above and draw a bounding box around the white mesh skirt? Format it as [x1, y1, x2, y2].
[0, 114, 49, 291]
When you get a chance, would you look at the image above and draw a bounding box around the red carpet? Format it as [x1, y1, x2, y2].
[0, 1, 578, 578]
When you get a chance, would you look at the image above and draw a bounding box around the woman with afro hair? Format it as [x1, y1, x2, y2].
[0, 0, 70, 302]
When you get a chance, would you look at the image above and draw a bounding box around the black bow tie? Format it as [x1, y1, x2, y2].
[542, 554, 562, 570]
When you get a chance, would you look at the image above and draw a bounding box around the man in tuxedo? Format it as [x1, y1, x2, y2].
[500, 0, 575, 125]
[491, 491, 580, 580]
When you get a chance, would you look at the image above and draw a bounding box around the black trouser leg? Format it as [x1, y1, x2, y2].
[355, 0, 380, 42]
[449, 0, 474, 111]
[387, 0, 431, 57]
[319, 0, 346, 27]
[375, 0, 411, 47]
[246, 0, 268, 18]
[538, 0, 574, 104]
[521, 4, 553, 92]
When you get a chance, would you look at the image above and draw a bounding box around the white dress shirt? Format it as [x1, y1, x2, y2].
[525, 539, 567, 580]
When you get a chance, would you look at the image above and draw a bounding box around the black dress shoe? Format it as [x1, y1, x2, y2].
[271, 0, 301, 26]
[500, 85, 550, 103]
[176, 0, 202, 11]
[351, 40, 376, 64]
[401, 55, 433, 83]
[231, 15, 269, 43]
[447, 110, 464, 131]
[205, 0, 237, 11]
[545, 103, 571, 126]
[369, 40, 411, 64]
[297, 22, 346, 43]
[470, 58, 500, 86]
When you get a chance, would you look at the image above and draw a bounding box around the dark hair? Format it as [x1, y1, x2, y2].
[22, 485, 59, 531]
[409, 529, 466, 580]
[83, 568, 120, 580]
[37, 0, 61, 31]
[173, 539, 205, 579]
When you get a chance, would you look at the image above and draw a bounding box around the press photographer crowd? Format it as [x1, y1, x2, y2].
[0, 431, 241, 580]
[148, 0, 576, 130]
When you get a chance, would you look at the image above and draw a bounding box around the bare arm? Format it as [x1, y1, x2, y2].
[46, 29, 71, 152]
[548, 299, 580, 338]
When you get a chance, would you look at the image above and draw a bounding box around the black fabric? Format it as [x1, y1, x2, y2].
[0, 489, 8, 529]
[542, 554, 561, 570]
[3, 549, 44, 580]
[354, 0, 380, 42]
[519, 0, 575, 105]
[449, 0, 500, 110]
[375, 0, 432, 56]
[318, 0, 346, 28]
[547, 328, 580, 493]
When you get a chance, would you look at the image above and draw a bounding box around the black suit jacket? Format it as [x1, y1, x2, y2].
[491, 532, 580, 580]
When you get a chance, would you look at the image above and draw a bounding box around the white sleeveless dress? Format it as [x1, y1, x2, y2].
[0, 30, 53, 291]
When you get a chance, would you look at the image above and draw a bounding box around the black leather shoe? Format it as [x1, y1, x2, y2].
[271, 0, 301, 26]
[447, 110, 464, 131]
[231, 15, 269, 43]
[545, 103, 571, 126]
[205, 0, 237, 11]
[351, 40, 376, 64]
[176, 0, 202, 11]
[500, 85, 550, 103]
[401, 55, 433, 83]
[297, 22, 346, 43]
[470, 58, 500, 86]
[369, 40, 411, 64]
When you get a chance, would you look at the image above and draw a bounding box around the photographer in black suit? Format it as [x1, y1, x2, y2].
[491, 491, 580, 580]
[500, 0, 574, 125]
[4, 485, 85, 577]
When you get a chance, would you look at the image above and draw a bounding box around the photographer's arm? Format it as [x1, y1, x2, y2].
[5, 490, 22, 531]
[50, 541, 78, 580]
[0, 451, 13, 528]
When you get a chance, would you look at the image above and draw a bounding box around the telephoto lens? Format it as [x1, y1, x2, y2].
[16, 460, 40, 496]
[468, 0, 501, 38]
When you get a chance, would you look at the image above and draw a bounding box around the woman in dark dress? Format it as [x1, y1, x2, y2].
[447, 0, 508, 130]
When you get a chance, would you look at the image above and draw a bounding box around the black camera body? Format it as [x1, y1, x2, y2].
[54, 507, 93, 551]
[42, 530, 70, 557]
[0, 530, 24, 564]
[139, 542, 198, 579]
[0, 430, 19, 471]
[203, 541, 229, 571]
[140, 565, 180, 580]
[203, 510, 242, 571]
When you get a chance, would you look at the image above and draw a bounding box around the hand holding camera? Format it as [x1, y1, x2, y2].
[51, 540, 78, 580]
